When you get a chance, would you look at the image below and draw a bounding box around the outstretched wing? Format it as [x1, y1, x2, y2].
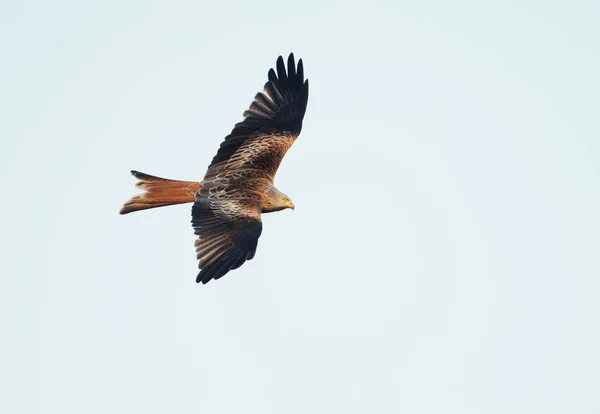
[192, 196, 262, 284]
[203, 53, 309, 182]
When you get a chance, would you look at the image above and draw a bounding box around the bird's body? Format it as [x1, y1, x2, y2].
[120, 54, 309, 284]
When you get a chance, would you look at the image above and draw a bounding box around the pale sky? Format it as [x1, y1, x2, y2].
[2, 0, 600, 413]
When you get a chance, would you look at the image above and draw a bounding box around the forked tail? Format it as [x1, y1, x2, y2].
[120, 170, 201, 215]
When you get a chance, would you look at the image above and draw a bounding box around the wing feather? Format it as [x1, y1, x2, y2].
[192, 196, 262, 284]
[203, 53, 309, 181]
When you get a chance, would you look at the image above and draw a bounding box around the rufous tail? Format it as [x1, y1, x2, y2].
[120, 170, 201, 215]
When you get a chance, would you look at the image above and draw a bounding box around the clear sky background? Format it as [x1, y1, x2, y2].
[2, 0, 599, 413]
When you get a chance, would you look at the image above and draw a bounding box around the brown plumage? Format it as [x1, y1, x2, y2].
[120, 53, 309, 284]
[120, 171, 201, 214]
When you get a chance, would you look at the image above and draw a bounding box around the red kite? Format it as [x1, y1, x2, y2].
[121, 54, 309, 284]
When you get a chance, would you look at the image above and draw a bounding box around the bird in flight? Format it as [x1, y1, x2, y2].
[120, 54, 309, 284]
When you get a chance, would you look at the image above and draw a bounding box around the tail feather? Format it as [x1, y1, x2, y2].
[120, 170, 201, 215]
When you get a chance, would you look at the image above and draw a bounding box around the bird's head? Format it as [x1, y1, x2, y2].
[279, 195, 295, 211]
[262, 187, 295, 213]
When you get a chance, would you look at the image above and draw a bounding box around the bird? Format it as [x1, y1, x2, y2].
[120, 53, 309, 284]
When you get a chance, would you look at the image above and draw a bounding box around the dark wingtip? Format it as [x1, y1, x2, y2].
[271, 53, 307, 86]
[197, 270, 215, 284]
[297, 58, 304, 83]
[276, 56, 284, 66]
[287, 53, 296, 78]
[276, 56, 287, 83]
